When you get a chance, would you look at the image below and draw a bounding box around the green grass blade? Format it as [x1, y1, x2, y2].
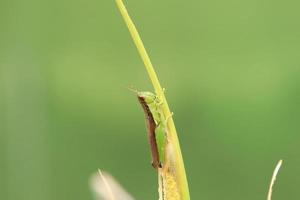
[115, 1, 190, 199]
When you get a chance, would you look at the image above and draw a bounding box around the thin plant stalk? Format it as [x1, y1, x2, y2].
[115, 1, 190, 199]
[267, 160, 283, 200]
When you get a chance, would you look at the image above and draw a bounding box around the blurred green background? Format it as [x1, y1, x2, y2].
[1, 0, 300, 199]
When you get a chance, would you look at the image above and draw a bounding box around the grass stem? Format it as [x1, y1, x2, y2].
[115, 1, 190, 199]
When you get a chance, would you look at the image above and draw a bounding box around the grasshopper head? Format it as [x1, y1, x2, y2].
[137, 91, 157, 104]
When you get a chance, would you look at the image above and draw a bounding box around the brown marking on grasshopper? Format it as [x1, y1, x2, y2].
[137, 95, 162, 169]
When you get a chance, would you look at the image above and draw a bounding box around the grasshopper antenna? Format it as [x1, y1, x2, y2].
[123, 85, 139, 94]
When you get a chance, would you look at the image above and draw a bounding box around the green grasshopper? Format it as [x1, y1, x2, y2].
[137, 91, 168, 169]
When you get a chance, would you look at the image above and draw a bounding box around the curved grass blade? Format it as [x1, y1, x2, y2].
[90, 170, 135, 200]
[267, 160, 283, 200]
[115, 1, 190, 199]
